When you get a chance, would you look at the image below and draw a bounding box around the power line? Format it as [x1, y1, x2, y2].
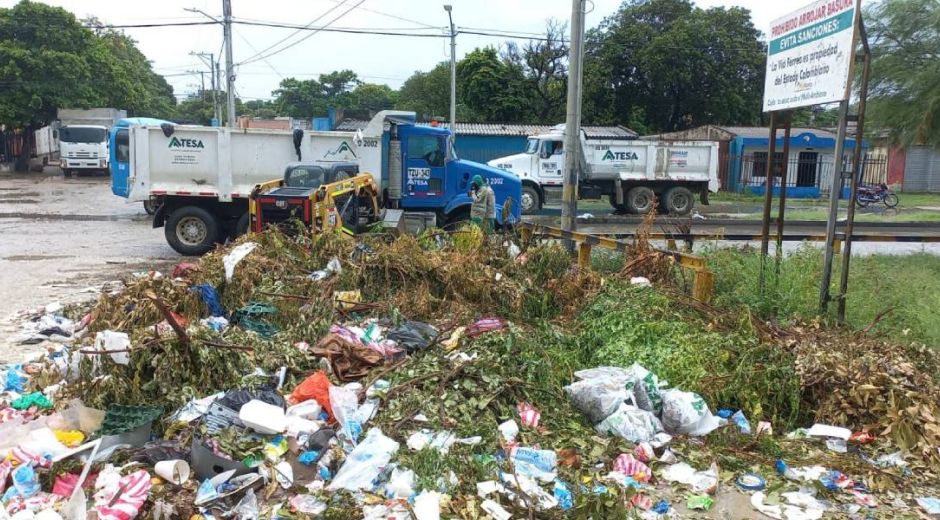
[234, 1, 351, 66]
[324, 0, 439, 29]
[82, 21, 217, 28]
[236, 0, 368, 66]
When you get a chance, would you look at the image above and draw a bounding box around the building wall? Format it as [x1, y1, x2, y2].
[903, 146, 940, 192]
[453, 135, 528, 164]
[887, 146, 906, 187]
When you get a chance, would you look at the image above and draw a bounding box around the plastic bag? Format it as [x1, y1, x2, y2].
[327, 428, 399, 492]
[510, 447, 557, 483]
[232, 489, 259, 520]
[623, 364, 667, 414]
[660, 389, 723, 436]
[385, 321, 439, 352]
[218, 388, 286, 411]
[596, 403, 662, 443]
[290, 371, 334, 419]
[223, 242, 257, 282]
[385, 468, 415, 499]
[564, 377, 630, 424]
[93, 331, 131, 365]
[330, 385, 363, 444]
[3, 367, 26, 393]
[93, 468, 152, 520]
[290, 495, 327, 515]
[12, 464, 40, 498]
[660, 462, 719, 494]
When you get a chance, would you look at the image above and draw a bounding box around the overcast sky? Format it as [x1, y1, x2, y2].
[1, 0, 859, 102]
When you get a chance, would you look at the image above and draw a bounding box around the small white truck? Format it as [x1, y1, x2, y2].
[489, 125, 719, 215]
[57, 108, 126, 176]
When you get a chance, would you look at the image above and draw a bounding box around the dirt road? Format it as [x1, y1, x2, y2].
[0, 171, 181, 362]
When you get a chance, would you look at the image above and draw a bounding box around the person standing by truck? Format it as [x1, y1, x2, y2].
[469, 175, 496, 233]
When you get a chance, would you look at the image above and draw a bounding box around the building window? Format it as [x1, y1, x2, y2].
[752, 151, 785, 177]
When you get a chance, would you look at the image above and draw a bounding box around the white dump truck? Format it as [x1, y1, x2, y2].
[57, 108, 126, 176]
[489, 125, 719, 215]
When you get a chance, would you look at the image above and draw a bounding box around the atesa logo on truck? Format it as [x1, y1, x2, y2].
[168, 137, 205, 149]
[601, 150, 639, 161]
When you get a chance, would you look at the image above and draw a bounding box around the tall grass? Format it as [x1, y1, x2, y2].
[705, 245, 940, 347]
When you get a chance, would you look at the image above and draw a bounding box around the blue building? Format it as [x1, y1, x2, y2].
[334, 120, 636, 164]
[645, 125, 868, 198]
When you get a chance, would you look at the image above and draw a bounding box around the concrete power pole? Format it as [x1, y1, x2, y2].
[222, 0, 236, 127]
[561, 0, 586, 234]
[444, 4, 457, 131]
[214, 60, 222, 125]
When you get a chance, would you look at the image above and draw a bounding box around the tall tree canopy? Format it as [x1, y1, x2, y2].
[0, 1, 174, 129]
[865, 0, 940, 146]
[583, 0, 765, 132]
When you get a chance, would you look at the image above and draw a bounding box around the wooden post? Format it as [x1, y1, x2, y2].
[692, 269, 714, 303]
[577, 242, 592, 270]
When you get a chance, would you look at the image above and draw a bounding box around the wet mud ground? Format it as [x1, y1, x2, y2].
[0, 171, 180, 362]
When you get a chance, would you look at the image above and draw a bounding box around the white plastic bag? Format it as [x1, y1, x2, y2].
[623, 363, 667, 414]
[93, 331, 131, 365]
[564, 377, 631, 424]
[385, 467, 415, 499]
[223, 242, 258, 282]
[595, 403, 662, 443]
[659, 388, 723, 436]
[327, 428, 399, 492]
[660, 462, 719, 494]
[329, 385, 363, 445]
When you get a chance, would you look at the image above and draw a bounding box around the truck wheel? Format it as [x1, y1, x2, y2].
[521, 186, 541, 215]
[608, 195, 627, 214]
[235, 213, 250, 237]
[165, 206, 220, 256]
[626, 186, 656, 215]
[664, 187, 694, 215]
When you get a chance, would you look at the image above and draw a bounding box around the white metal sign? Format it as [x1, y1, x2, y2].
[762, 0, 859, 112]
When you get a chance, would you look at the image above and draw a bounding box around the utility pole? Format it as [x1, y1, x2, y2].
[214, 60, 221, 125]
[193, 52, 220, 126]
[561, 0, 586, 234]
[444, 4, 456, 132]
[222, 0, 236, 127]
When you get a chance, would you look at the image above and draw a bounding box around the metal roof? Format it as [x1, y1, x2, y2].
[334, 119, 637, 138]
[716, 126, 840, 140]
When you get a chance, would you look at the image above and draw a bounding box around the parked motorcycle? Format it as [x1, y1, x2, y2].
[855, 183, 899, 208]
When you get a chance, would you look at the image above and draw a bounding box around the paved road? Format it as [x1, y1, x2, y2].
[0, 171, 180, 362]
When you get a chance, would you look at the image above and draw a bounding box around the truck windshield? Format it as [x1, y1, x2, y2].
[60, 127, 107, 143]
[524, 138, 539, 155]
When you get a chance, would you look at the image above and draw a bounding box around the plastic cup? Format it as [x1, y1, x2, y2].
[154, 460, 191, 485]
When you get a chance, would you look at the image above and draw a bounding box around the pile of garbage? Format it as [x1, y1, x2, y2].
[1, 227, 940, 518]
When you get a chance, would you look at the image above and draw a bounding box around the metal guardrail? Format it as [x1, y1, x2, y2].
[518, 222, 714, 303]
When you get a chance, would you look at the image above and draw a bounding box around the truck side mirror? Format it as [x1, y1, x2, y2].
[292, 129, 304, 160]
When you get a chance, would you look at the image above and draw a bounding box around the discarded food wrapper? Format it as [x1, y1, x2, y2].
[510, 447, 557, 483]
[481, 499, 512, 520]
[687, 495, 713, 511]
[517, 402, 540, 428]
[806, 423, 851, 441]
[849, 431, 875, 444]
[660, 462, 718, 494]
[153, 460, 190, 485]
[613, 453, 651, 483]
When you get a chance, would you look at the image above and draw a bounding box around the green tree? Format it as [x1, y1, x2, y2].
[350, 83, 398, 114]
[272, 71, 362, 117]
[503, 20, 569, 122]
[584, 0, 765, 132]
[397, 63, 451, 120]
[865, 0, 940, 146]
[456, 47, 528, 122]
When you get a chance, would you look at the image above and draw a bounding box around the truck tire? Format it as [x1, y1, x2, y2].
[143, 199, 158, 216]
[235, 213, 250, 237]
[664, 187, 694, 215]
[626, 186, 656, 215]
[521, 185, 541, 215]
[608, 195, 627, 214]
[165, 206, 220, 256]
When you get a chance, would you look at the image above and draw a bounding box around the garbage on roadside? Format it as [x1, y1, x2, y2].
[2, 228, 939, 519]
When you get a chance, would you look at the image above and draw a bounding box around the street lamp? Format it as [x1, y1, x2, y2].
[444, 4, 456, 132]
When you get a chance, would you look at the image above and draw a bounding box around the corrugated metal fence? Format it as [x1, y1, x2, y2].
[903, 146, 940, 192]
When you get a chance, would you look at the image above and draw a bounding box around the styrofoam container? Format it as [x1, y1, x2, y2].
[238, 399, 286, 434]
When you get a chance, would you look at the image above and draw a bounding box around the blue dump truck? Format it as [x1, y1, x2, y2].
[110, 111, 521, 254]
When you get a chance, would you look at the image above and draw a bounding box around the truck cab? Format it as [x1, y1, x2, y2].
[59, 125, 109, 176]
[489, 128, 565, 214]
[394, 123, 521, 227]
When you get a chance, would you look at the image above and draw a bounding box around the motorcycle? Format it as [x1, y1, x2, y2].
[855, 183, 899, 208]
